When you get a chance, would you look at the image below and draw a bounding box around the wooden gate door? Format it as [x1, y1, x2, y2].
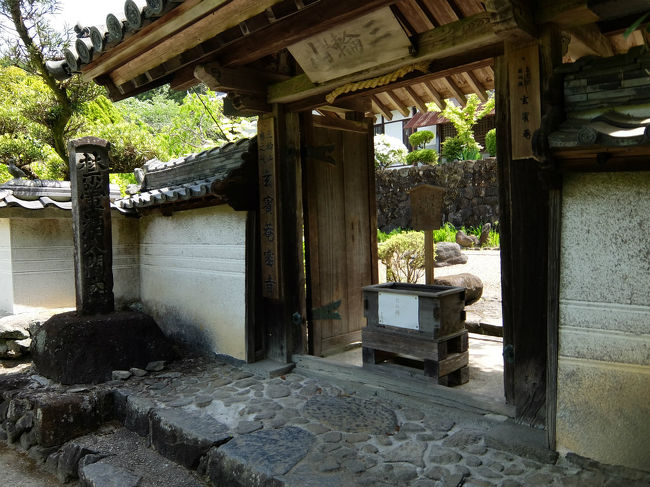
[303, 115, 378, 357]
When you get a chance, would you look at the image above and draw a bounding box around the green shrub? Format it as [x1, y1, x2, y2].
[377, 227, 404, 243]
[433, 222, 457, 242]
[406, 148, 438, 166]
[485, 128, 496, 156]
[408, 130, 435, 149]
[378, 231, 430, 283]
[441, 137, 464, 162]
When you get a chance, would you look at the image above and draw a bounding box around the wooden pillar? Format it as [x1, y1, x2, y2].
[497, 32, 558, 426]
[257, 106, 305, 363]
[539, 24, 564, 450]
[424, 232, 434, 285]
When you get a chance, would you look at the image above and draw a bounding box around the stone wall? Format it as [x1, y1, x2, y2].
[376, 158, 498, 231]
[556, 172, 650, 471]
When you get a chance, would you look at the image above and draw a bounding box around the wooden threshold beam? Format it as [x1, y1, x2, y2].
[108, 0, 284, 88]
[219, 0, 397, 68]
[269, 12, 501, 105]
[442, 76, 467, 106]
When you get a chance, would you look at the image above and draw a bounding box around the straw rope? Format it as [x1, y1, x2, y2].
[325, 61, 430, 104]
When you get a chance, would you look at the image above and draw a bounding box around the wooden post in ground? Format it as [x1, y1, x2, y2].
[424, 231, 434, 285]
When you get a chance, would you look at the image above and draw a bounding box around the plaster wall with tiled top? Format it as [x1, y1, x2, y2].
[138, 205, 247, 361]
[0, 219, 13, 313]
[556, 171, 650, 471]
[0, 215, 141, 314]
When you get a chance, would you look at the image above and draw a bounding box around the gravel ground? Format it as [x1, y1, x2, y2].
[379, 248, 503, 326]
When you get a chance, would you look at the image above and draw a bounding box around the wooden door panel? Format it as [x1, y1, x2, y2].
[305, 120, 375, 356]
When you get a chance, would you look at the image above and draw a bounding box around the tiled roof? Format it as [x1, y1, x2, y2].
[0, 180, 121, 212]
[114, 137, 256, 210]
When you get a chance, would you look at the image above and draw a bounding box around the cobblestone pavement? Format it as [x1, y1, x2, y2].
[3, 356, 648, 487]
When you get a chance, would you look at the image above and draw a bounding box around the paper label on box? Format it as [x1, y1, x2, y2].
[378, 292, 419, 330]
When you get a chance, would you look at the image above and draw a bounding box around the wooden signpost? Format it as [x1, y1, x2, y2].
[506, 41, 541, 160]
[257, 116, 281, 300]
[409, 185, 445, 285]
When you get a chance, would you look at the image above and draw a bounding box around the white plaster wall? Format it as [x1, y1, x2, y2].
[139, 206, 247, 360]
[0, 219, 13, 314]
[6, 216, 140, 313]
[10, 218, 75, 312]
[557, 172, 650, 471]
[112, 217, 140, 308]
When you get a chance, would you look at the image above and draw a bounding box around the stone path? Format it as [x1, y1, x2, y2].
[2, 356, 649, 487]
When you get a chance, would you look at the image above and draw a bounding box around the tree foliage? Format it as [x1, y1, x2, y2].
[408, 130, 434, 149]
[374, 134, 407, 170]
[378, 231, 430, 283]
[429, 93, 494, 162]
[0, 1, 256, 185]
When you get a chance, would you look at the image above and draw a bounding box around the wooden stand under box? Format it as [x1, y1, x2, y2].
[362, 283, 469, 386]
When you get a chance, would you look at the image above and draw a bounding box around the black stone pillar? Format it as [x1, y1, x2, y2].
[68, 137, 114, 315]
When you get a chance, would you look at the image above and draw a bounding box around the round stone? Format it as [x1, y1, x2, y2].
[303, 396, 397, 434]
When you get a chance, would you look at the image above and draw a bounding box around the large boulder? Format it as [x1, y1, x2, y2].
[434, 273, 483, 305]
[455, 230, 477, 248]
[31, 311, 177, 385]
[434, 242, 468, 267]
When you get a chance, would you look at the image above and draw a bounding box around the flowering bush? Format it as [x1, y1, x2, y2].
[374, 134, 407, 170]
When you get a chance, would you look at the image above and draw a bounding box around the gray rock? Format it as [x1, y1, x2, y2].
[145, 360, 166, 372]
[442, 429, 485, 448]
[434, 242, 468, 267]
[56, 441, 98, 483]
[479, 223, 492, 246]
[236, 420, 263, 434]
[266, 383, 291, 399]
[111, 370, 132, 381]
[129, 367, 147, 377]
[303, 396, 397, 434]
[79, 461, 142, 487]
[124, 395, 155, 437]
[429, 446, 462, 464]
[400, 422, 426, 432]
[30, 375, 51, 387]
[384, 441, 427, 467]
[435, 273, 483, 305]
[322, 431, 342, 443]
[456, 230, 476, 248]
[31, 311, 177, 385]
[0, 313, 39, 339]
[205, 426, 314, 486]
[150, 408, 231, 469]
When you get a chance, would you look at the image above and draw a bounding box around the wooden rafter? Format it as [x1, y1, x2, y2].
[462, 71, 487, 102]
[219, 0, 396, 67]
[372, 95, 393, 121]
[442, 76, 466, 106]
[396, 0, 435, 33]
[422, 0, 459, 25]
[385, 90, 411, 117]
[194, 63, 268, 95]
[566, 23, 615, 58]
[82, 0, 222, 81]
[109, 0, 284, 87]
[421, 80, 446, 111]
[404, 85, 428, 113]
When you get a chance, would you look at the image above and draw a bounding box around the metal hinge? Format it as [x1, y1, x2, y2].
[303, 144, 336, 166]
[312, 300, 342, 320]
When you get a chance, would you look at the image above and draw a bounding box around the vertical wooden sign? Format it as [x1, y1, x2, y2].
[507, 42, 541, 160]
[258, 116, 282, 300]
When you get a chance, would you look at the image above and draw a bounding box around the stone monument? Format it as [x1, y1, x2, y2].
[32, 137, 176, 384]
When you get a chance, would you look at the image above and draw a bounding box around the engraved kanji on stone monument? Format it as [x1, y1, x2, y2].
[69, 136, 115, 315]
